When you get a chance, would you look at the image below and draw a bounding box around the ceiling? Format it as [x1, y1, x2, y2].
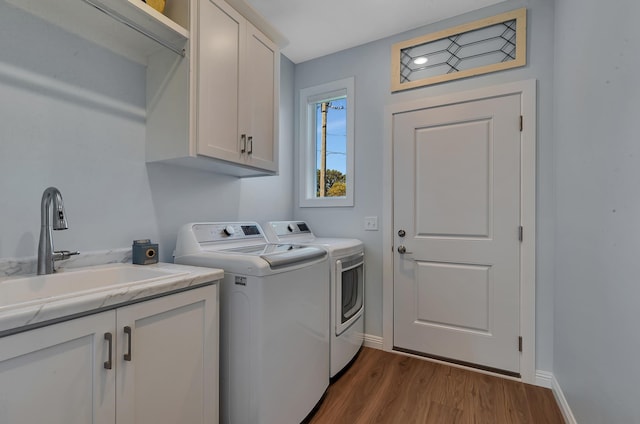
[245, 0, 508, 64]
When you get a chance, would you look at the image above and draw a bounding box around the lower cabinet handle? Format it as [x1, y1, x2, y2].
[104, 332, 113, 370]
[124, 326, 132, 361]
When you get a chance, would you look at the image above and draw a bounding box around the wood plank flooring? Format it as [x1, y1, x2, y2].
[308, 347, 564, 424]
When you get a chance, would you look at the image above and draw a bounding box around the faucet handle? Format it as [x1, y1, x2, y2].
[53, 250, 80, 261]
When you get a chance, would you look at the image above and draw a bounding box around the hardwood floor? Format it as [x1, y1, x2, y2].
[308, 347, 564, 424]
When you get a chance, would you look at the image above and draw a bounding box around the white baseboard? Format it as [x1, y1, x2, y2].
[535, 370, 553, 388]
[363, 333, 383, 349]
[551, 374, 577, 424]
[535, 370, 577, 424]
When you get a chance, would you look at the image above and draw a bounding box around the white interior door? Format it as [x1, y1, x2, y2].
[393, 93, 522, 374]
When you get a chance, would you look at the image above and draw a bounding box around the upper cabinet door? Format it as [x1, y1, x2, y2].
[197, 0, 244, 163]
[196, 0, 279, 174]
[242, 22, 279, 173]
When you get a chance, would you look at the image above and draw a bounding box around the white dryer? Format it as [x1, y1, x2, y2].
[174, 222, 329, 424]
[263, 221, 364, 378]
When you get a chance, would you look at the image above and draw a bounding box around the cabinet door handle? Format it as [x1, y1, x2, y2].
[124, 326, 132, 361]
[104, 332, 113, 370]
[247, 136, 253, 154]
[240, 134, 247, 153]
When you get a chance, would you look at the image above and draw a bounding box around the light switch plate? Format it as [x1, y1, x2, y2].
[364, 216, 378, 231]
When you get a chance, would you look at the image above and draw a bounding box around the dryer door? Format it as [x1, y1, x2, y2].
[335, 253, 364, 335]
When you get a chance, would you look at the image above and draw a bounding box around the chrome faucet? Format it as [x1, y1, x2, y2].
[37, 187, 79, 275]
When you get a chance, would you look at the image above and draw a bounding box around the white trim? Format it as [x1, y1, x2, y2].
[535, 370, 553, 389]
[298, 77, 355, 208]
[382, 79, 537, 384]
[363, 333, 383, 350]
[552, 374, 578, 424]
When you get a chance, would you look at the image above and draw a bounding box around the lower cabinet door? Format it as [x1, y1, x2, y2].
[115, 285, 218, 424]
[0, 311, 117, 424]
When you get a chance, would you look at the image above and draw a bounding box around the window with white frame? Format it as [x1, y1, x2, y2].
[299, 77, 354, 207]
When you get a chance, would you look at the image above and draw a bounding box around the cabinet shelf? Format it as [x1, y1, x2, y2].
[6, 0, 190, 63]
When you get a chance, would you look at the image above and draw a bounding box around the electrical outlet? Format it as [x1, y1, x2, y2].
[364, 216, 378, 231]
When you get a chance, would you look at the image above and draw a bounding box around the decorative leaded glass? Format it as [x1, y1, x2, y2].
[391, 9, 526, 91]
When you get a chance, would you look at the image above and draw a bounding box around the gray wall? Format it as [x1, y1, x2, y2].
[553, 0, 640, 422]
[0, 2, 294, 264]
[293, 0, 556, 372]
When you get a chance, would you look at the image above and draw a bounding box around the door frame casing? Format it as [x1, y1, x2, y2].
[382, 79, 537, 384]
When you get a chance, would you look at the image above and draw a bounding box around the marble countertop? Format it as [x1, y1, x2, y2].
[0, 262, 223, 337]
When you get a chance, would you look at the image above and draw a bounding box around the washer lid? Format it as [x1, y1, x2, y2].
[261, 246, 326, 269]
[221, 244, 326, 269]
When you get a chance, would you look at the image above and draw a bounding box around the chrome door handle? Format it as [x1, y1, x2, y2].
[397, 245, 413, 254]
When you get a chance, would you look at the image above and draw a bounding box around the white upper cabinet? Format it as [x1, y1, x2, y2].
[197, 1, 278, 173]
[147, 0, 281, 177]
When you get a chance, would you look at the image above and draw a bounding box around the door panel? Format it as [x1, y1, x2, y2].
[116, 286, 218, 424]
[244, 24, 277, 171]
[393, 93, 521, 374]
[198, 0, 242, 160]
[416, 120, 491, 237]
[245, 26, 277, 166]
[0, 312, 116, 424]
[416, 261, 491, 333]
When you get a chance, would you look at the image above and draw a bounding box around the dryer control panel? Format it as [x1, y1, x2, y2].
[269, 221, 312, 237]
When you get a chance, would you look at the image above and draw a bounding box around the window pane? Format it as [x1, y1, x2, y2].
[314, 97, 347, 198]
[298, 76, 354, 208]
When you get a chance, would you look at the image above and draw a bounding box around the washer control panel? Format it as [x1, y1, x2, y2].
[192, 222, 264, 243]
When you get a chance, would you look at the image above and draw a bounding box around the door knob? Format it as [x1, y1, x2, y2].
[397, 245, 412, 254]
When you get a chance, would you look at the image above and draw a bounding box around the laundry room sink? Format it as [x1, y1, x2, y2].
[0, 263, 187, 308]
[0, 262, 223, 336]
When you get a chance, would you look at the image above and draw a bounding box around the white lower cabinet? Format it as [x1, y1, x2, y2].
[0, 311, 116, 424]
[0, 285, 218, 424]
[116, 285, 218, 424]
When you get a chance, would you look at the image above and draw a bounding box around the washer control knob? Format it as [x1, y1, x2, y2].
[223, 225, 236, 236]
[287, 224, 296, 232]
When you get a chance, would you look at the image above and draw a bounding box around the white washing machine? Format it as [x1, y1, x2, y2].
[174, 222, 329, 424]
[263, 221, 364, 378]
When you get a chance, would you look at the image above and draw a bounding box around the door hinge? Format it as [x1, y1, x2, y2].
[518, 336, 523, 352]
[520, 115, 523, 132]
[519, 226, 523, 242]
